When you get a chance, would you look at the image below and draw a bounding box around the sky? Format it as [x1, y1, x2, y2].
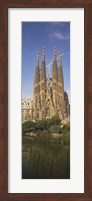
[22, 22, 70, 101]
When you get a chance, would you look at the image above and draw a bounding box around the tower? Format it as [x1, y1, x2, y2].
[64, 91, 70, 117]
[40, 46, 46, 109]
[33, 52, 40, 119]
[52, 47, 58, 109]
[30, 47, 69, 122]
[57, 52, 66, 118]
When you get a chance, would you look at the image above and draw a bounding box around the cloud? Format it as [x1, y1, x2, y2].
[49, 22, 69, 28]
[48, 31, 69, 41]
[49, 22, 61, 26]
[53, 32, 69, 40]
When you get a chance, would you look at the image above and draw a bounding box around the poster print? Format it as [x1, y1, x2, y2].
[22, 22, 70, 179]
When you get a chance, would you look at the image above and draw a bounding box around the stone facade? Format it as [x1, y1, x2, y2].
[22, 98, 33, 123]
[22, 47, 70, 123]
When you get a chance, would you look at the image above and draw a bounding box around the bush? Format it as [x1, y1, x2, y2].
[36, 120, 47, 130]
[49, 125, 62, 134]
[22, 121, 35, 134]
[63, 124, 70, 134]
[50, 115, 61, 126]
[22, 116, 62, 135]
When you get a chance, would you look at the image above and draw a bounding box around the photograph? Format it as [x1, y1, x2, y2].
[1, 0, 92, 199]
[22, 22, 70, 179]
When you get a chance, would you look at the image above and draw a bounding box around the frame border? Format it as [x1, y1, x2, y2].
[0, 0, 92, 201]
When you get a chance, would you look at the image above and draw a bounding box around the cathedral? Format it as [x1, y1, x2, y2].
[22, 47, 70, 123]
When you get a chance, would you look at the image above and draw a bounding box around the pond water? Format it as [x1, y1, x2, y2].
[22, 135, 70, 179]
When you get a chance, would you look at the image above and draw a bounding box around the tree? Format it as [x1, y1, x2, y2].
[22, 121, 35, 134]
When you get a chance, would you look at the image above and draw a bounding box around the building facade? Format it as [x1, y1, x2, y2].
[22, 98, 33, 123]
[22, 47, 70, 123]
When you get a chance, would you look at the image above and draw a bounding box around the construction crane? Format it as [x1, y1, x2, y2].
[46, 53, 64, 76]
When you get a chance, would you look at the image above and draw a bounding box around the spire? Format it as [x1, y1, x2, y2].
[40, 46, 46, 106]
[34, 51, 40, 85]
[58, 51, 63, 69]
[34, 51, 40, 109]
[58, 52, 63, 76]
[58, 51, 64, 91]
[53, 46, 56, 62]
[42, 45, 45, 62]
[36, 51, 39, 67]
[58, 51, 62, 63]
[40, 46, 46, 80]
[52, 46, 57, 80]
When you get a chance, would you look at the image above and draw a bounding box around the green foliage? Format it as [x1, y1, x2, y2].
[50, 115, 61, 125]
[49, 125, 63, 134]
[63, 124, 70, 134]
[22, 121, 35, 134]
[22, 116, 70, 136]
[22, 115, 62, 134]
[35, 119, 47, 130]
[22, 118, 70, 179]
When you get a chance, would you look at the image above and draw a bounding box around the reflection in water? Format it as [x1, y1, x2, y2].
[22, 136, 70, 179]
